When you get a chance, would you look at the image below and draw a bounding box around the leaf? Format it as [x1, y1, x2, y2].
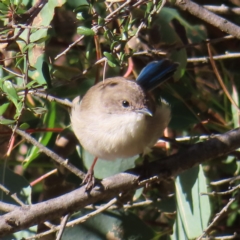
[2, 80, 19, 101]
[174, 165, 211, 239]
[24, 102, 56, 167]
[77, 26, 95, 36]
[42, 61, 52, 89]
[0, 102, 10, 115]
[0, 117, 16, 125]
[0, 166, 32, 205]
[19, 122, 30, 130]
[18, 0, 66, 43]
[160, 7, 207, 42]
[62, 210, 155, 240]
[2, 80, 23, 118]
[154, 9, 188, 80]
[30, 107, 48, 115]
[82, 149, 138, 179]
[16, 0, 66, 85]
[76, 12, 91, 21]
[0, 166, 37, 238]
[74, 4, 90, 12]
[103, 52, 119, 68]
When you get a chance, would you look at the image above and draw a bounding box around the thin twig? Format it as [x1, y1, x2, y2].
[204, 5, 240, 15]
[197, 198, 235, 240]
[201, 184, 240, 196]
[201, 233, 239, 239]
[28, 91, 73, 108]
[85, 199, 154, 210]
[188, 52, 240, 62]
[2, 67, 24, 78]
[24, 198, 118, 240]
[0, 184, 25, 206]
[13, 128, 86, 180]
[54, 36, 84, 60]
[11, 24, 51, 29]
[210, 176, 240, 186]
[207, 42, 239, 111]
[56, 214, 70, 240]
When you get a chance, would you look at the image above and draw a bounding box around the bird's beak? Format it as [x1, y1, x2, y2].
[136, 108, 152, 117]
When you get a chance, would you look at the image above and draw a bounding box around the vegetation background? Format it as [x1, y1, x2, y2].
[0, 0, 240, 239]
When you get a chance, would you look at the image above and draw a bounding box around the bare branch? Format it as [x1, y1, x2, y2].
[204, 5, 240, 15]
[13, 128, 86, 180]
[173, 0, 240, 40]
[197, 198, 235, 240]
[187, 52, 240, 62]
[1, 128, 240, 237]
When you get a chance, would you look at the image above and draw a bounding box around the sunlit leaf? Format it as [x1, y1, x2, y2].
[175, 165, 211, 239]
[77, 26, 95, 36]
[0, 102, 10, 115]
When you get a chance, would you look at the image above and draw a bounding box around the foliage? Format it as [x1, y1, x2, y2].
[0, 0, 240, 239]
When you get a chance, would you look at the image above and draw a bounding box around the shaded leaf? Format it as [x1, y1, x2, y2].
[62, 210, 155, 240]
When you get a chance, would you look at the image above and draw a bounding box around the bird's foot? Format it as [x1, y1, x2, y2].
[82, 169, 95, 191]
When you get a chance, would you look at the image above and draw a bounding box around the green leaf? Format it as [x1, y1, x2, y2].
[0, 117, 16, 125]
[98, 16, 104, 26]
[154, 9, 188, 80]
[82, 149, 138, 179]
[0, 165, 32, 205]
[62, 210, 155, 240]
[1, 80, 23, 118]
[19, 122, 30, 130]
[160, 7, 207, 42]
[33, 36, 50, 44]
[42, 61, 52, 89]
[0, 102, 10, 115]
[174, 165, 211, 239]
[29, 107, 48, 115]
[24, 102, 56, 167]
[22, 43, 35, 52]
[103, 52, 119, 68]
[2, 80, 19, 101]
[133, 188, 143, 201]
[76, 12, 91, 21]
[77, 26, 95, 36]
[110, 41, 118, 51]
[18, 0, 66, 43]
[74, 4, 90, 12]
[0, 166, 37, 238]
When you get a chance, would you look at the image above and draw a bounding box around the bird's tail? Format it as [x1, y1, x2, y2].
[137, 59, 179, 91]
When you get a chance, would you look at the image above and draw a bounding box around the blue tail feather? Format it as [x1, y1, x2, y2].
[137, 60, 179, 91]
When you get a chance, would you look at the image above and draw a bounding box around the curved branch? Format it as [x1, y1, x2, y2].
[1, 128, 240, 237]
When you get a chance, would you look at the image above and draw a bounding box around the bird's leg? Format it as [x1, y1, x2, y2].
[82, 156, 98, 190]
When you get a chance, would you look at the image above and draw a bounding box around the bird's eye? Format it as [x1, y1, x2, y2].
[122, 100, 130, 108]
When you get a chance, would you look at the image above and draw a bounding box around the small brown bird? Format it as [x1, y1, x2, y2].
[71, 60, 178, 188]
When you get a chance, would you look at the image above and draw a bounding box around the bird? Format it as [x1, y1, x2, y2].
[71, 59, 178, 189]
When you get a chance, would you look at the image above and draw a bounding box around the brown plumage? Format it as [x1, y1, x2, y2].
[71, 77, 170, 160]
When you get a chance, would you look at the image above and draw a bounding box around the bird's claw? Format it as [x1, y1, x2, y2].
[82, 170, 95, 191]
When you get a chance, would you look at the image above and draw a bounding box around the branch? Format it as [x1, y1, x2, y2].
[28, 91, 73, 108]
[187, 52, 240, 62]
[1, 128, 240, 237]
[204, 5, 240, 15]
[197, 198, 235, 240]
[173, 0, 240, 40]
[14, 128, 86, 180]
